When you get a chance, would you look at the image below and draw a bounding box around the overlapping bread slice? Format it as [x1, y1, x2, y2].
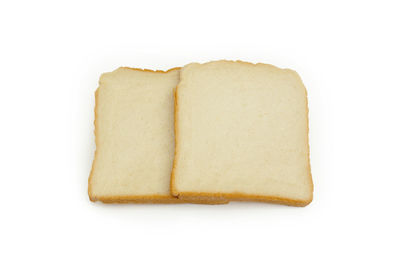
[88, 67, 227, 204]
[171, 61, 313, 206]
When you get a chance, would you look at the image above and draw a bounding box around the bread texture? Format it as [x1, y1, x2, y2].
[171, 60, 313, 206]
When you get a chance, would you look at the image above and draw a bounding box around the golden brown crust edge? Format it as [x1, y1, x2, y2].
[303, 74, 314, 203]
[89, 194, 228, 204]
[176, 192, 311, 207]
[119, 66, 181, 74]
[90, 194, 180, 204]
[170, 60, 313, 207]
[87, 88, 99, 202]
[170, 86, 179, 196]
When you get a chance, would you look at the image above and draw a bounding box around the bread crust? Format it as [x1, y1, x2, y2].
[118, 66, 181, 73]
[89, 194, 227, 204]
[89, 194, 181, 203]
[175, 192, 311, 207]
[169, 86, 180, 196]
[170, 60, 313, 207]
[87, 88, 100, 201]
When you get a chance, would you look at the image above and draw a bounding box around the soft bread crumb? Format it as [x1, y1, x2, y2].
[171, 60, 313, 206]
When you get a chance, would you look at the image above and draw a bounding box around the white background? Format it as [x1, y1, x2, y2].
[1, 0, 399, 266]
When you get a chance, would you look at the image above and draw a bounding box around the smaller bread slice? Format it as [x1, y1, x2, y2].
[88, 67, 181, 203]
[171, 60, 313, 206]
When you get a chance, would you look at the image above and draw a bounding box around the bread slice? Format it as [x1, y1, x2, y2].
[171, 60, 313, 206]
[88, 67, 182, 203]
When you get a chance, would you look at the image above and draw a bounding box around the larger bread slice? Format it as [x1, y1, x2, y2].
[88, 67, 182, 203]
[171, 60, 313, 206]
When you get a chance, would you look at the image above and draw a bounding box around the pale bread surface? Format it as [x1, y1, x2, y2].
[88, 67, 181, 203]
[171, 61, 313, 206]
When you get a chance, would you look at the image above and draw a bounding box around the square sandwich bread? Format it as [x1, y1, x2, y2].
[88, 67, 183, 203]
[171, 61, 313, 206]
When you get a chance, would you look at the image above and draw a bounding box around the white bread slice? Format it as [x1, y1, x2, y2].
[88, 67, 183, 203]
[171, 60, 313, 206]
